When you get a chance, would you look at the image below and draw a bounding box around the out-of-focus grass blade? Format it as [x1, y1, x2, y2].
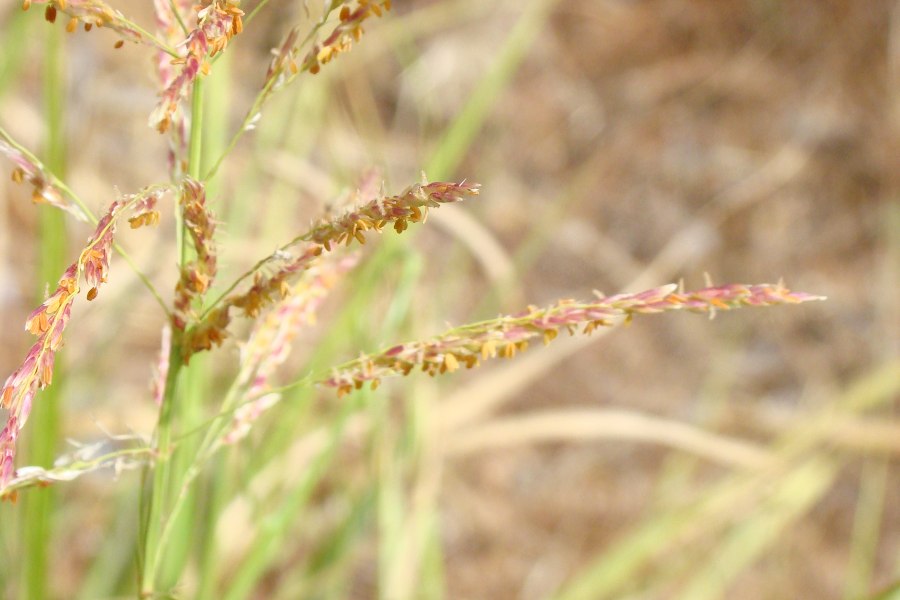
[0, 9, 30, 97]
[196, 452, 234, 600]
[158, 354, 210, 589]
[76, 486, 141, 599]
[844, 460, 889, 600]
[21, 19, 68, 600]
[676, 458, 836, 600]
[221, 397, 359, 600]
[425, 0, 558, 181]
[277, 488, 377, 600]
[844, 195, 900, 599]
[554, 361, 900, 600]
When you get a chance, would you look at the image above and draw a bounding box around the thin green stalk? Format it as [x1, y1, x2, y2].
[188, 79, 204, 181]
[195, 452, 231, 600]
[203, 9, 338, 182]
[21, 21, 66, 600]
[140, 335, 184, 595]
[146, 59, 234, 554]
[0, 10, 30, 98]
[141, 75, 204, 596]
[245, 0, 273, 24]
[168, 0, 190, 36]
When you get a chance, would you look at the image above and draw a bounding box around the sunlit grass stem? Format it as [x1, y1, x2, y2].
[141, 75, 204, 596]
[21, 20, 66, 600]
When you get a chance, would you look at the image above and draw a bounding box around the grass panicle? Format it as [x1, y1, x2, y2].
[0, 2, 848, 598]
[0, 186, 167, 495]
[23, 0, 175, 55]
[322, 283, 826, 396]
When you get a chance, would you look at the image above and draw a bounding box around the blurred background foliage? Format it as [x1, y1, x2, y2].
[0, 0, 898, 598]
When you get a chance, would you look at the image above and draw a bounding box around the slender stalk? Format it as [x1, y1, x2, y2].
[139, 335, 184, 595]
[21, 20, 66, 600]
[168, 0, 190, 36]
[188, 79, 205, 182]
[140, 75, 204, 596]
[203, 9, 337, 182]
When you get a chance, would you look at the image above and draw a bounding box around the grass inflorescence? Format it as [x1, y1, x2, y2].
[0, 1, 870, 598]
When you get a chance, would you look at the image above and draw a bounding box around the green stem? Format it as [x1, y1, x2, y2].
[188, 78, 204, 181]
[203, 9, 336, 182]
[21, 21, 66, 600]
[140, 335, 184, 595]
[140, 75, 205, 596]
[168, 0, 190, 36]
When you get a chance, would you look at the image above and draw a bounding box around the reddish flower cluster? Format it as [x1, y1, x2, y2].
[0, 264, 77, 494]
[153, 0, 195, 173]
[302, 179, 481, 248]
[149, 0, 244, 133]
[321, 283, 826, 397]
[0, 187, 166, 494]
[0, 134, 86, 221]
[182, 179, 479, 362]
[263, 26, 302, 97]
[228, 246, 324, 319]
[301, 0, 391, 75]
[173, 178, 217, 331]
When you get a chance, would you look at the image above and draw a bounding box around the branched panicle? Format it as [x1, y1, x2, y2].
[228, 245, 325, 319]
[173, 178, 217, 332]
[301, 179, 481, 250]
[25, 0, 145, 44]
[153, 0, 194, 174]
[0, 133, 86, 221]
[0, 187, 166, 496]
[0, 435, 149, 498]
[3, 0, 829, 516]
[149, 0, 244, 133]
[302, 0, 391, 75]
[182, 179, 479, 362]
[262, 0, 391, 92]
[321, 283, 826, 397]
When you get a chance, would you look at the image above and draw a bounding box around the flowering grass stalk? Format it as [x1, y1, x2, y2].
[1, 187, 168, 495]
[322, 283, 824, 396]
[0, 1, 828, 597]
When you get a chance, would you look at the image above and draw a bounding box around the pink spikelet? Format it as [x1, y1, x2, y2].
[149, 0, 244, 133]
[0, 418, 20, 495]
[1, 265, 77, 497]
[0, 133, 86, 221]
[153, 0, 194, 173]
[151, 325, 172, 407]
[301, 0, 392, 76]
[183, 179, 479, 361]
[0, 187, 167, 496]
[321, 283, 825, 397]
